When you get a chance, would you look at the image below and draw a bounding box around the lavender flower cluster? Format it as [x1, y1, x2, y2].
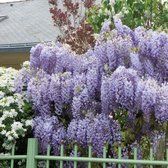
[15, 19, 168, 158]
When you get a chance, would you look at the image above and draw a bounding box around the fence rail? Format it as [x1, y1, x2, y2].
[1, 138, 168, 168]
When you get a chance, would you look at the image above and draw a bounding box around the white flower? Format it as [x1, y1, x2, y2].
[104, 8, 111, 16]
[1, 130, 6, 135]
[22, 61, 30, 68]
[0, 66, 32, 152]
[109, 0, 115, 5]
[7, 96, 15, 104]
[10, 109, 18, 117]
[2, 111, 9, 119]
[25, 119, 33, 127]
[0, 91, 5, 99]
[11, 122, 23, 131]
[113, 12, 123, 19]
[0, 152, 10, 155]
[3, 143, 12, 150]
[7, 136, 13, 141]
[0, 123, 5, 128]
[18, 161, 22, 166]
[11, 130, 19, 138]
[0, 67, 5, 75]
[3, 111, 16, 119]
[13, 132, 19, 138]
[161, 0, 167, 4]
[5, 131, 11, 137]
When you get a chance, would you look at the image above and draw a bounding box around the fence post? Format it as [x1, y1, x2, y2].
[26, 138, 38, 168]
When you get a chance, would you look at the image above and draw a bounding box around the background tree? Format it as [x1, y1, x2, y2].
[48, 0, 96, 54]
[87, 0, 168, 33]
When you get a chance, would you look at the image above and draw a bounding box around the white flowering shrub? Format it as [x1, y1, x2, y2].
[0, 66, 33, 153]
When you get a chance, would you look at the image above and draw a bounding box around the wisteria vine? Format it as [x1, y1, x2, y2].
[15, 18, 168, 162]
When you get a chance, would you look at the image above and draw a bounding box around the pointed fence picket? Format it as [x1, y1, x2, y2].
[1, 138, 168, 168]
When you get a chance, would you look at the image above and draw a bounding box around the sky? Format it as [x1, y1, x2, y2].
[0, 0, 24, 3]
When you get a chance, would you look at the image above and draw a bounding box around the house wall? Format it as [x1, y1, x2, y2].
[0, 52, 30, 69]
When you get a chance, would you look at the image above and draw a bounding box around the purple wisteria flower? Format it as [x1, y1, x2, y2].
[101, 20, 111, 33]
[30, 43, 44, 69]
[129, 52, 143, 73]
[15, 65, 33, 92]
[101, 75, 110, 115]
[87, 114, 121, 157]
[15, 17, 168, 159]
[113, 16, 133, 37]
[33, 115, 59, 153]
[86, 68, 99, 97]
[49, 73, 62, 115]
[61, 72, 74, 104]
[52, 126, 66, 155]
[155, 84, 168, 122]
[135, 78, 159, 122]
[107, 66, 139, 118]
[27, 70, 51, 116]
[39, 46, 57, 74]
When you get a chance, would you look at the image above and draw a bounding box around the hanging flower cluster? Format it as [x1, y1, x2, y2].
[16, 19, 168, 161]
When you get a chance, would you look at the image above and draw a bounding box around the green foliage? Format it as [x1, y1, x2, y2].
[87, 0, 168, 33]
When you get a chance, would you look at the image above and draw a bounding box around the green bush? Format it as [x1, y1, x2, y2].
[87, 0, 168, 33]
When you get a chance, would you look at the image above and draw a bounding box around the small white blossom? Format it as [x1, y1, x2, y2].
[0, 123, 5, 128]
[109, 0, 115, 5]
[1, 130, 6, 135]
[25, 119, 33, 127]
[11, 122, 23, 131]
[7, 136, 13, 141]
[10, 109, 18, 117]
[22, 61, 30, 68]
[161, 0, 167, 4]
[0, 67, 32, 152]
[0, 91, 5, 99]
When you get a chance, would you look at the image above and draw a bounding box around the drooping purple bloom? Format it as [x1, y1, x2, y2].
[27, 70, 51, 116]
[108, 66, 139, 118]
[113, 35, 133, 68]
[52, 126, 66, 155]
[61, 72, 74, 104]
[72, 73, 87, 119]
[106, 40, 116, 71]
[113, 16, 133, 37]
[67, 119, 78, 143]
[155, 84, 168, 122]
[39, 46, 57, 74]
[76, 118, 90, 146]
[72, 96, 82, 119]
[86, 67, 99, 97]
[87, 114, 121, 157]
[130, 52, 143, 74]
[143, 58, 155, 77]
[135, 78, 158, 122]
[101, 76, 110, 115]
[33, 115, 59, 153]
[49, 73, 62, 115]
[101, 20, 111, 33]
[15, 65, 34, 92]
[150, 32, 168, 59]
[94, 42, 108, 67]
[30, 43, 44, 69]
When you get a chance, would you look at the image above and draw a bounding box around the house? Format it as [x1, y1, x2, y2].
[0, 0, 59, 69]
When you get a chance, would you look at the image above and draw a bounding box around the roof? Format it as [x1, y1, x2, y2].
[0, 0, 59, 51]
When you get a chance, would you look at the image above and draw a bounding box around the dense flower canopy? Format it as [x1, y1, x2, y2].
[15, 19, 168, 159]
